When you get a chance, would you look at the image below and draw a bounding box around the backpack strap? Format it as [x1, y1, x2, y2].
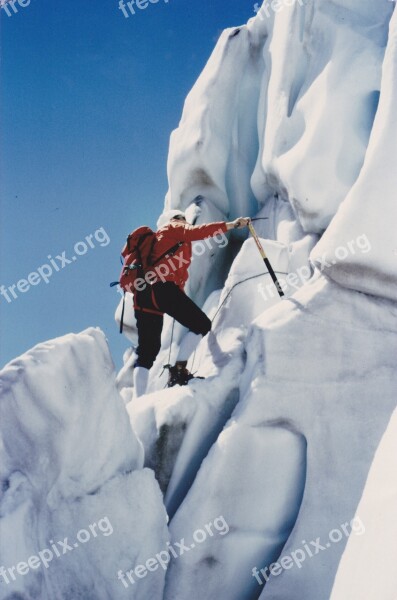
[133, 232, 154, 277]
[120, 291, 126, 334]
[127, 230, 153, 253]
[151, 241, 185, 267]
[146, 235, 158, 269]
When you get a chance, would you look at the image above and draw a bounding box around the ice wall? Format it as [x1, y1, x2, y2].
[311, 6, 397, 301]
[113, 1, 397, 597]
[252, 0, 393, 232]
[163, 276, 397, 600]
[0, 329, 169, 599]
[165, 0, 393, 234]
[165, 24, 267, 219]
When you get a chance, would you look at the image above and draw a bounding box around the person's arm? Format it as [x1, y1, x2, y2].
[169, 218, 250, 242]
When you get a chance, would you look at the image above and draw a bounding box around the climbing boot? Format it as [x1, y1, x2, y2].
[164, 361, 196, 387]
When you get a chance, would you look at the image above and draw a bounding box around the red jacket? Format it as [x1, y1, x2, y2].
[150, 221, 228, 290]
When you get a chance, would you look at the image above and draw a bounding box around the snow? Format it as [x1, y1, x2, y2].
[0, 329, 169, 599]
[164, 423, 306, 600]
[126, 326, 245, 519]
[122, 216, 316, 527]
[330, 405, 397, 600]
[251, 0, 393, 232]
[165, 24, 267, 219]
[311, 6, 397, 300]
[164, 276, 397, 600]
[165, 0, 393, 234]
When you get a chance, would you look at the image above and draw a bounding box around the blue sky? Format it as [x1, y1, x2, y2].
[0, 0, 254, 369]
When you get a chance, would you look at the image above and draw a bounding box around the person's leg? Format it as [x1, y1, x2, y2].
[152, 283, 212, 383]
[152, 282, 211, 336]
[133, 310, 164, 397]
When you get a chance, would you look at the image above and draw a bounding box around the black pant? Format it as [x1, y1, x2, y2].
[134, 282, 212, 369]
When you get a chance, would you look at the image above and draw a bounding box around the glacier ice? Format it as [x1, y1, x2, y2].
[311, 5, 397, 300]
[0, 329, 169, 599]
[331, 404, 397, 600]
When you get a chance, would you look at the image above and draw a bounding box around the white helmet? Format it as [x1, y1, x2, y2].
[156, 209, 186, 229]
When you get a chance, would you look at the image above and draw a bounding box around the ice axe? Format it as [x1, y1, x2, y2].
[248, 220, 285, 298]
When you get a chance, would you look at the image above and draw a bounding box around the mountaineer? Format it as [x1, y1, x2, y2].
[128, 210, 250, 396]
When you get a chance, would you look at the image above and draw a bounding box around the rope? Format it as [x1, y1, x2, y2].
[188, 270, 287, 377]
[211, 270, 288, 326]
[162, 221, 281, 377]
[190, 347, 197, 374]
[168, 318, 175, 366]
[188, 221, 270, 372]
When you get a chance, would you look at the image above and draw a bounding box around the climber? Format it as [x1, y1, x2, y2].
[132, 210, 250, 396]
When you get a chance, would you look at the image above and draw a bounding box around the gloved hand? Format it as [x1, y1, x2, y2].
[232, 217, 250, 229]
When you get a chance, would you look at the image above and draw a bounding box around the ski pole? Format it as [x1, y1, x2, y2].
[248, 220, 284, 298]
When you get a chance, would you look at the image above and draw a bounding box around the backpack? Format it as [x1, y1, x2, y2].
[119, 226, 156, 293]
[110, 226, 184, 333]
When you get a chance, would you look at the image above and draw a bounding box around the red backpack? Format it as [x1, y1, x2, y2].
[119, 226, 156, 293]
[110, 226, 184, 333]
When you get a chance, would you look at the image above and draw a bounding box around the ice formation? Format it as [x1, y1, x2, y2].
[0, 329, 169, 599]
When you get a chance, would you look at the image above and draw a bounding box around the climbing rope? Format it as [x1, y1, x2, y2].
[168, 318, 175, 365]
[211, 270, 288, 326]
[163, 217, 280, 378]
[189, 269, 287, 375]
